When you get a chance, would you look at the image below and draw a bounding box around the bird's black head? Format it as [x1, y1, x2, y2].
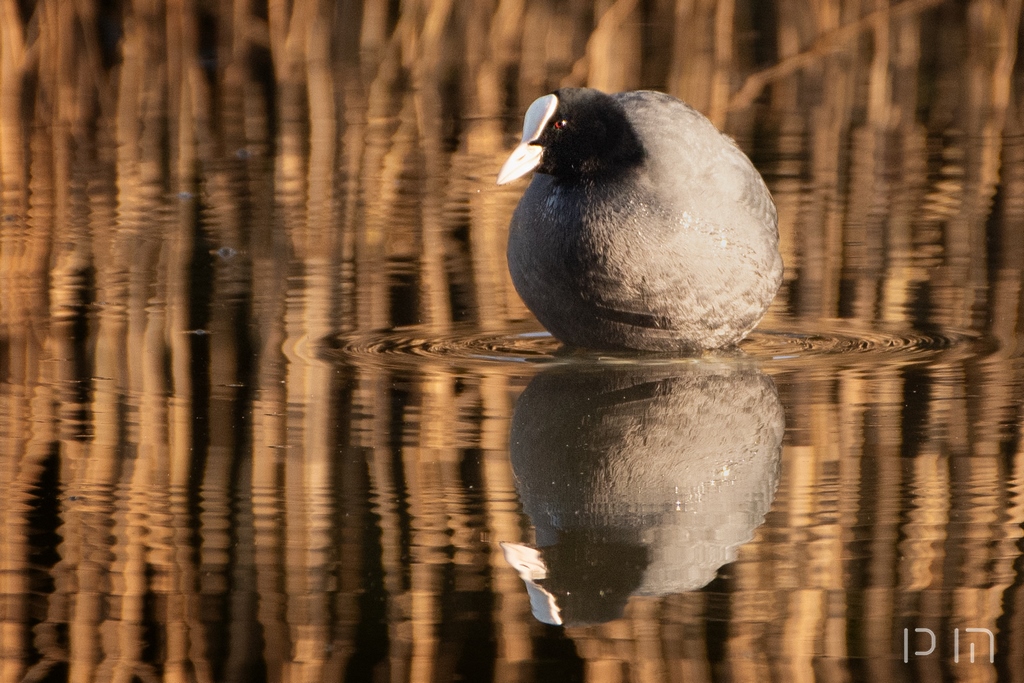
[533, 88, 645, 181]
[496, 88, 647, 187]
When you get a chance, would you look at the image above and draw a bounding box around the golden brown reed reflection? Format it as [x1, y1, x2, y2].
[2, 0, 1024, 682]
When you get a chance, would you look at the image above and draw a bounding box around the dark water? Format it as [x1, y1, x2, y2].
[3, 2, 1024, 682]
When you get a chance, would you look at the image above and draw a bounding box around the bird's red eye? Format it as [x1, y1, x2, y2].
[553, 119, 567, 130]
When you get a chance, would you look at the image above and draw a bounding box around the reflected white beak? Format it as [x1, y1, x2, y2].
[497, 142, 544, 185]
[500, 542, 562, 625]
[496, 93, 560, 185]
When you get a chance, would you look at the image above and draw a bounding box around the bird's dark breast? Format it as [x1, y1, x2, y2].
[507, 177, 588, 307]
[507, 175, 686, 348]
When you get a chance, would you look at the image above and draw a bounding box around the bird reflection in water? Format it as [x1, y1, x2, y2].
[502, 360, 784, 626]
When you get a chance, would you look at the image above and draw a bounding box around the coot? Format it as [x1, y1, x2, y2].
[497, 88, 783, 352]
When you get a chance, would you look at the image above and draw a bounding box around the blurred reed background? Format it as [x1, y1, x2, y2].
[2, 0, 1024, 681]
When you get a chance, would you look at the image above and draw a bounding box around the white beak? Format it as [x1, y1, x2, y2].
[496, 142, 544, 185]
[496, 94, 559, 185]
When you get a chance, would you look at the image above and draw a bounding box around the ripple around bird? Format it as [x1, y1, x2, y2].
[329, 319, 989, 370]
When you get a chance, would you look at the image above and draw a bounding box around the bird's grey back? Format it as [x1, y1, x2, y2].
[613, 91, 778, 245]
